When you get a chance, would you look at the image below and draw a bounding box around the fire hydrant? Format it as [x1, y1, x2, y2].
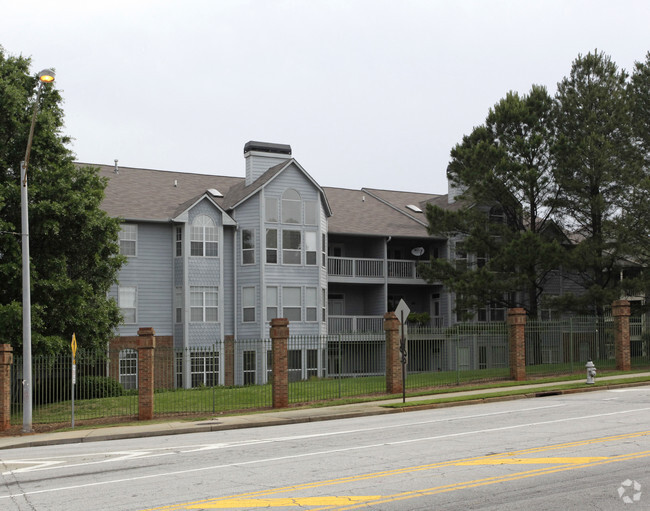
[586, 360, 596, 384]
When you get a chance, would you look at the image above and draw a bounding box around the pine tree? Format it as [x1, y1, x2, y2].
[552, 50, 644, 314]
[421, 85, 564, 318]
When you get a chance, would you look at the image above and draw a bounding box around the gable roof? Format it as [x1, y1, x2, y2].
[221, 159, 332, 217]
[81, 162, 445, 238]
[88, 163, 241, 221]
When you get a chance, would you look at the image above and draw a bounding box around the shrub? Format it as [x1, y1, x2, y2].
[77, 376, 124, 399]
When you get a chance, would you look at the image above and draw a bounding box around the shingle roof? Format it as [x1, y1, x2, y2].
[324, 187, 441, 239]
[221, 160, 289, 210]
[88, 163, 242, 221]
[84, 162, 448, 238]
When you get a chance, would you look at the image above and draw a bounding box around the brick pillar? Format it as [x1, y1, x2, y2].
[224, 335, 235, 386]
[384, 312, 403, 394]
[0, 344, 13, 431]
[508, 308, 527, 381]
[137, 327, 156, 420]
[613, 299, 631, 371]
[270, 318, 289, 408]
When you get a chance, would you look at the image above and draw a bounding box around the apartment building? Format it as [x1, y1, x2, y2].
[95, 141, 465, 386]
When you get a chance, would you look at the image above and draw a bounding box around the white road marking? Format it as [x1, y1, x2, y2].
[0, 404, 565, 466]
[1, 405, 649, 500]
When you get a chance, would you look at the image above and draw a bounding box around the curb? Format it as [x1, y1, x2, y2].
[2, 379, 648, 450]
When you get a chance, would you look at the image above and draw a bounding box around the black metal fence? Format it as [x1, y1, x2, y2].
[10, 316, 648, 425]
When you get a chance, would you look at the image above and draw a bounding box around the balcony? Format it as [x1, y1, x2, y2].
[328, 315, 447, 334]
[328, 257, 429, 282]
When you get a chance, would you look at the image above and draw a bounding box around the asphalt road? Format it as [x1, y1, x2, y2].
[1, 386, 649, 510]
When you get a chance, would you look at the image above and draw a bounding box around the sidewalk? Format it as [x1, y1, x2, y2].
[1, 373, 648, 450]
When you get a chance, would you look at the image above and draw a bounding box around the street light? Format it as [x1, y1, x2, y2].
[21, 68, 55, 433]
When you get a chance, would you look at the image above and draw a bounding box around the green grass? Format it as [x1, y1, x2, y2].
[384, 375, 650, 409]
[17, 366, 650, 426]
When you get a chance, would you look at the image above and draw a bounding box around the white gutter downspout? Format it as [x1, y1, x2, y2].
[385, 236, 391, 312]
[233, 224, 238, 343]
[183, 223, 190, 389]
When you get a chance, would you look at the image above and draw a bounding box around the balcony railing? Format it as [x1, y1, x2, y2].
[328, 315, 447, 334]
[328, 315, 384, 334]
[328, 257, 427, 280]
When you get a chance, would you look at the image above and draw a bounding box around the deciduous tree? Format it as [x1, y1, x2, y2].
[0, 48, 125, 353]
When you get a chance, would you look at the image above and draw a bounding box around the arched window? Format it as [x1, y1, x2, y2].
[191, 215, 218, 256]
[282, 189, 301, 224]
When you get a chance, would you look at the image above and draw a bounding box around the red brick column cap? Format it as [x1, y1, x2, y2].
[507, 308, 527, 325]
[0, 344, 12, 365]
[383, 311, 399, 331]
[137, 327, 156, 336]
[270, 318, 289, 339]
[612, 300, 631, 316]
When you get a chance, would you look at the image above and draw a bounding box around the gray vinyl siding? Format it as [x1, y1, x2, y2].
[245, 153, 289, 185]
[233, 194, 262, 339]
[222, 227, 235, 337]
[318, 205, 328, 334]
[111, 222, 173, 337]
[262, 165, 325, 336]
[186, 201, 223, 346]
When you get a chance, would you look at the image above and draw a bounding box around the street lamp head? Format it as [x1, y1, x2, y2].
[38, 69, 55, 83]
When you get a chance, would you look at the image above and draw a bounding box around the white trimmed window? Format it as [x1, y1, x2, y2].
[306, 287, 317, 322]
[190, 350, 219, 387]
[322, 233, 326, 267]
[175, 226, 182, 257]
[322, 288, 326, 323]
[119, 224, 137, 256]
[265, 197, 278, 222]
[305, 200, 317, 225]
[119, 349, 138, 390]
[190, 286, 218, 322]
[118, 286, 137, 324]
[175, 287, 183, 323]
[305, 231, 317, 265]
[243, 351, 256, 385]
[266, 229, 278, 264]
[282, 189, 301, 224]
[266, 286, 278, 321]
[282, 230, 301, 265]
[283, 287, 301, 321]
[191, 215, 218, 257]
[243, 287, 255, 322]
[242, 229, 255, 264]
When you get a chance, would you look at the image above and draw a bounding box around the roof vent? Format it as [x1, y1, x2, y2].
[208, 188, 223, 198]
[114, 159, 119, 174]
[406, 204, 423, 213]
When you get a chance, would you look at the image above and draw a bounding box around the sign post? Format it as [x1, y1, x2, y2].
[394, 299, 410, 403]
[71, 333, 77, 428]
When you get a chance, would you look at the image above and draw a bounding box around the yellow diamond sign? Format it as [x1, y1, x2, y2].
[71, 333, 77, 363]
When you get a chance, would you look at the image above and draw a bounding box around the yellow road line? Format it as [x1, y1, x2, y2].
[141, 430, 650, 511]
[456, 456, 610, 465]
[184, 496, 382, 508]
[321, 451, 650, 510]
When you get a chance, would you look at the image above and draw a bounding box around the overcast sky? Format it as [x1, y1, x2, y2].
[3, 1, 649, 194]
